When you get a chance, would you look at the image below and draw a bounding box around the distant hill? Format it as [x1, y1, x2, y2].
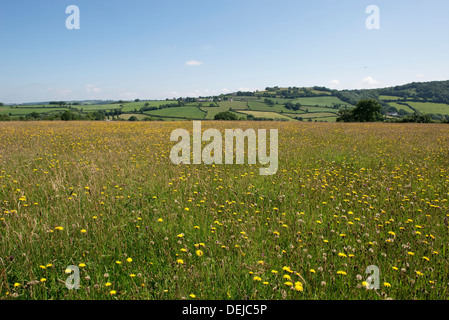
[1, 80, 448, 122]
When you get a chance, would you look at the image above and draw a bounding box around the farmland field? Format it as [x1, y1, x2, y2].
[405, 102, 449, 115]
[387, 103, 415, 114]
[145, 106, 206, 120]
[292, 96, 352, 107]
[239, 111, 295, 121]
[0, 121, 448, 300]
[201, 101, 248, 120]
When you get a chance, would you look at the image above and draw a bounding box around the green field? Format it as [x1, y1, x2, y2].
[405, 102, 449, 115]
[292, 96, 352, 107]
[0, 107, 71, 116]
[146, 106, 206, 119]
[201, 101, 248, 120]
[379, 95, 401, 101]
[387, 103, 415, 114]
[239, 110, 295, 121]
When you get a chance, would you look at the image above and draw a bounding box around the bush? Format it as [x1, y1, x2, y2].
[214, 111, 238, 121]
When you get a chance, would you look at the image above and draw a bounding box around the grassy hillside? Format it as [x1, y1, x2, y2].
[2, 80, 448, 122]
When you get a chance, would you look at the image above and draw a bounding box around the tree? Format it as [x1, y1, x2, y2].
[60, 110, 76, 121]
[128, 116, 138, 121]
[352, 99, 383, 122]
[214, 111, 238, 120]
[337, 99, 383, 122]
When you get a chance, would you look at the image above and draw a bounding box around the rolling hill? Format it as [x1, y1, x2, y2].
[1, 80, 448, 122]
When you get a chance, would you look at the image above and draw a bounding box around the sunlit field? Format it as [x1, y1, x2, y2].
[0, 121, 448, 300]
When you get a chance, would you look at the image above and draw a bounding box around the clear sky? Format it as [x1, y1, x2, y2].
[1, 0, 448, 103]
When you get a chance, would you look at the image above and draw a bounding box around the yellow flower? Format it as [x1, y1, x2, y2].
[80, 229, 87, 233]
[408, 252, 414, 256]
[55, 226, 64, 231]
[294, 282, 303, 292]
[422, 256, 429, 261]
[282, 266, 293, 273]
[196, 250, 203, 257]
[116, 261, 122, 264]
[177, 233, 184, 238]
[176, 259, 184, 264]
[129, 274, 136, 277]
[284, 281, 293, 287]
[271, 270, 278, 274]
[14, 283, 20, 287]
[253, 276, 262, 281]
[384, 282, 391, 287]
[40, 278, 47, 282]
[337, 271, 347, 276]
[79, 263, 86, 268]
[309, 269, 316, 273]
[127, 258, 133, 263]
[157, 218, 163, 222]
[189, 294, 196, 298]
[110, 290, 117, 295]
[338, 253, 347, 258]
[283, 275, 291, 280]
[105, 282, 112, 287]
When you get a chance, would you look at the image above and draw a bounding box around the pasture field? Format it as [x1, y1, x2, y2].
[145, 106, 206, 120]
[239, 111, 295, 121]
[0, 121, 448, 300]
[201, 101, 248, 120]
[247, 101, 294, 113]
[387, 103, 415, 114]
[292, 96, 352, 107]
[405, 102, 449, 115]
[0, 107, 71, 116]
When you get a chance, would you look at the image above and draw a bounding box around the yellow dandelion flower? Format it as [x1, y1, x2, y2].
[294, 282, 303, 292]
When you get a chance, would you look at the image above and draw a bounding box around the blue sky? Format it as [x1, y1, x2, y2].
[1, 0, 448, 103]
